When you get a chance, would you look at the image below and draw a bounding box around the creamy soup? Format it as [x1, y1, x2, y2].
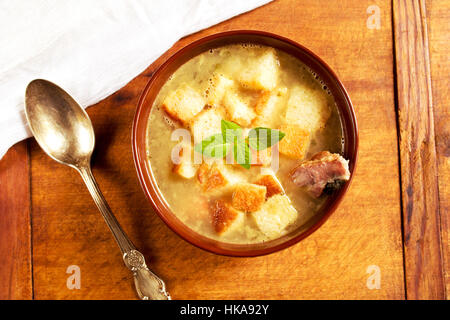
[146, 44, 344, 244]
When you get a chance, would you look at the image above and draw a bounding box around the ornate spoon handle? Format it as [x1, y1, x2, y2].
[78, 165, 170, 300]
[124, 250, 171, 300]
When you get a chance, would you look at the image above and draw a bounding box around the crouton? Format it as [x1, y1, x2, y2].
[162, 84, 205, 125]
[172, 143, 197, 179]
[254, 91, 272, 114]
[209, 199, 244, 234]
[239, 48, 279, 91]
[231, 183, 267, 213]
[197, 162, 228, 191]
[222, 91, 256, 127]
[254, 174, 284, 198]
[251, 194, 298, 238]
[284, 85, 331, 132]
[206, 74, 234, 107]
[221, 163, 248, 184]
[278, 124, 311, 159]
[254, 86, 289, 115]
[173, 160, 197, 179]
[252, 90, 286, 128]
[276, 86, 288, 96]
[206, 161, 249, 194]
[190, 107, 223, 143]
[250, 147, 272, 166]
[216, 54, 243, 78]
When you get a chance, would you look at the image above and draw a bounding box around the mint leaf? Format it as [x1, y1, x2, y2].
[194, 133, 231, 158]
[221, 119, 241, 132]
[193, 119, 281, 168]
[234, 140, 251, 169]
[221, 119, 242, 143]
[248, 127, 285, 150]
[221, 120, 251, 169]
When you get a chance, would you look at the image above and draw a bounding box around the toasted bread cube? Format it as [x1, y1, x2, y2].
[232, 183, 267, 213]
[222, 91, 256, 127]
[277, 86, 288, 96]
[278, 124, 311, 159]
[251, 194, 298, 238]
[190, 107, 223, 143]
[197, 162, 228, 191]
[216, 53, 243, 76]
[254, 174, 284, 198]
[209, 199, 244, 234]
[162, 84, 205, 125]
[172, 143, 197, 179]
[254, 90, 272, 114]
[206, 74, 234, 107]
[239, 48, 279, 91]
[173, 161, 197, 179]
[285, 85, 331, 132]
[252, 90, 286, 128]
[220, 163, 248, 185]
[206, 160, 249, 193]
[250, 147, 272, 166]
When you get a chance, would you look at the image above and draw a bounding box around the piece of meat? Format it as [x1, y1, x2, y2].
[290, 151, 350, 197]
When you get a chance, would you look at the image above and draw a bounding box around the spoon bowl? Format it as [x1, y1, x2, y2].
[25, 79, 94, 168]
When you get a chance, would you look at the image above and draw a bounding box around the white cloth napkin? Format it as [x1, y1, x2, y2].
[0, 0, 270, 159]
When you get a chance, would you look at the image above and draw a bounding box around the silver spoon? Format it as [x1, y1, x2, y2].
[24, 79, 170, 300]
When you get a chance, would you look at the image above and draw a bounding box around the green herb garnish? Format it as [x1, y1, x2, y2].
[248, 127, 285, 150]
[194, 133, 231, 158]
[194, 119, 285, 169]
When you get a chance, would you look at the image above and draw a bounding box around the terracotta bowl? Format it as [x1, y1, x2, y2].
[132, 30, 358, 257]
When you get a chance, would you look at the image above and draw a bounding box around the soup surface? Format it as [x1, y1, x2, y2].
[146, 44, 344, 244]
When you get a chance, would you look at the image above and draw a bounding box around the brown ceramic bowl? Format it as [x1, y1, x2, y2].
[132, 30, 358, 257]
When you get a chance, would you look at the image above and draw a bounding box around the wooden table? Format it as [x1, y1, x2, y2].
[0, 0, 448, 300]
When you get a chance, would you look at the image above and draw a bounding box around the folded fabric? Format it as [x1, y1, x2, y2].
[0, 0, 271, 158]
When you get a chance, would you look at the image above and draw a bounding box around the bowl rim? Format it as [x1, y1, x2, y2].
[132, 30, 359, 257]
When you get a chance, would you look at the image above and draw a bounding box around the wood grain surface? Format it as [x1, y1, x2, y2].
[393, 0, 445, 299]
[0, 141, 32, 299]
[1, 0, 447, 300]
[426, 0, 450, 299]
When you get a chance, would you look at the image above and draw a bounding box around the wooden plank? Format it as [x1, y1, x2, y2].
[0, 141, 32, 299]
[31, 0, 404, 299]
[426, 0, 450, 299]
[393, 0, 445, 299]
